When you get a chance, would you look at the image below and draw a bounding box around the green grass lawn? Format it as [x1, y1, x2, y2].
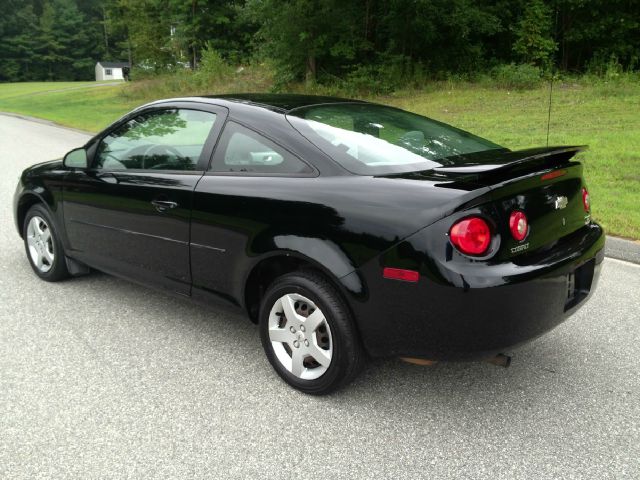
[384, 81, 640, 240]
[1, 79, 638, 239]
[0, 81, 100, 100]
[0, 81, 133, 132]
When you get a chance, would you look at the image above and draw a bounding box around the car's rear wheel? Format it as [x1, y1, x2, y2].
[23, 204, 69, 282]
[259, 270, 365, 394]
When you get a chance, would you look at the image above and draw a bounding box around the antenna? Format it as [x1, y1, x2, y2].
[547, 7, 559, 147]
[546, 76, 553, 147]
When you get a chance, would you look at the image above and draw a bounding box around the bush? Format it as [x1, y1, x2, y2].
[488, 63, 543, 90]
[198, 42, 233, 81]
[340, 64, 396, 96]
[119, 61, 277, 103]
[586, 53, 627, 80]
[335, 56, 432, 96]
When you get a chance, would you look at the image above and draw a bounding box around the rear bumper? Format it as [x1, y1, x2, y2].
[345, 222, 605, 359]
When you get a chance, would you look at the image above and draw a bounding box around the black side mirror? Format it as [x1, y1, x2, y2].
[63, 147, 88, 169]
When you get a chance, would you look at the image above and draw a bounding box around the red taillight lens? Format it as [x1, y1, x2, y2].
[509, 211, 528, 241]
[382, 267, 420, 282]
[449, 217, 491, 255]
[582, 187, 590, 212]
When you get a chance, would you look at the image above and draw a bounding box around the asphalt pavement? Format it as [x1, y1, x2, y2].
[1, 114, 638, 479]
[605, 235, 640, 265]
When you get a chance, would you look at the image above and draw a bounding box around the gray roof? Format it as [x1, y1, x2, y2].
[97, 61, 129, 68]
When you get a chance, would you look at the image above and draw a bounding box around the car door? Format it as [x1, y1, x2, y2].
[190, 121, 317, 306]
[63, 103, 227, 294]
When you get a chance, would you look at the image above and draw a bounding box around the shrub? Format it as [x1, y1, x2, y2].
[336, 56, 432, 96]
[340, 64, 396, 96]
[198, 42, 233, 81]
[489, 63, 543, 90]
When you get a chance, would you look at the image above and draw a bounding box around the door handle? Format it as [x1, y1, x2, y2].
[151, 199, 178, 212]
[96, 172, 119, 184]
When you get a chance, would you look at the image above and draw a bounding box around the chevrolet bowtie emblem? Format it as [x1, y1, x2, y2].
[555, 196, 568, 210]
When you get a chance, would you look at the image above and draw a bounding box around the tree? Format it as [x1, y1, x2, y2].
[375, 0, 502, 74]
[0, 0, 639, 83]
[0, 1, 39, 81]
[555, 0, 640, 71]
[169, 0, 250, 69]
[244, 0, 369, 82]
[513, 0, 557, 68]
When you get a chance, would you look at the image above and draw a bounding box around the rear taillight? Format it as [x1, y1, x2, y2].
[582, 187, 590, 212]
[541, 169, 567, 181]
[509, 211, 528, 241]
[449, 217, 491, 256]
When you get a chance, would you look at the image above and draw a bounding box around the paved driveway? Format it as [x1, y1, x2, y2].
[1, 114, 638, 479]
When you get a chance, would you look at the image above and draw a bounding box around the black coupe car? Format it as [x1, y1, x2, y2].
[13, 94, 604, 394]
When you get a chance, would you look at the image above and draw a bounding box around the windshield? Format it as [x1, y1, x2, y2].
[287, 103, 505, 175]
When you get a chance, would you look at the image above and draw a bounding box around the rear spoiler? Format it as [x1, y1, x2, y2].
[433, 146, 586, 175]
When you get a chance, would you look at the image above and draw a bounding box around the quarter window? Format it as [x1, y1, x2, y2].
[95, 109, 217, 171]
[210, 122, 313, 175]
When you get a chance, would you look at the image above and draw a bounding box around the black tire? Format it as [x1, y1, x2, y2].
[22, 204, 70, 282]
[259, 270, 366, 394]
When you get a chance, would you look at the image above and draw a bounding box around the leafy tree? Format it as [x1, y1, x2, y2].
[244, 0, 368, 83]
[119, 0, 176, 70]
[375, 0, 502, 74]
[35, 1, 65, 80]
[513, 0, 557, 68]
[244, 0, 504, 83]
[0, 0, 639, 83]
[555, 0, 640, 71]
[33, 0, 94, 80]
[169, 0, 250, 68]
[0, 1, 39, 81]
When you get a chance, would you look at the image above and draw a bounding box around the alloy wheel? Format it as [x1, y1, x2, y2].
[26, 216, 55, 273]
[268, 293, 333, 380]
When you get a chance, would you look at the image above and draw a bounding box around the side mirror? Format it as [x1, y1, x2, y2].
[63, 147, 88, 169]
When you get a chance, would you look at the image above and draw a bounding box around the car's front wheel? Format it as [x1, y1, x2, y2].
[259, 271, 365, 394]
[23, 204, 69, 282]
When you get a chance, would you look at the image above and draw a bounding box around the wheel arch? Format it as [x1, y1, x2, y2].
[242, 250, 365, 324]
[15, 192, 50, 238]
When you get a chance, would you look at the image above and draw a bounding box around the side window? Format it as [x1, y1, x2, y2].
[95, 109, 217, 171]
[210, 122, 313, 175]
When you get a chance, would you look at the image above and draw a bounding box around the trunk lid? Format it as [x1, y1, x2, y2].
[431, 146, 591, 258]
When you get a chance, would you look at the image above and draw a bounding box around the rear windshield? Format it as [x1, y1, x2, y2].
[287, 103, 505, 175]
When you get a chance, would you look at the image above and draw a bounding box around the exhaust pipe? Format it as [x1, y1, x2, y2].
[486, 353, 512, 368]
[400, 353, 512, 368]
[400, 357, 437, 366]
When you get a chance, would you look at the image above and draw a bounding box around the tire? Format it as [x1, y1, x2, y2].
[259, 270, 365, 394]
[23, 204, 70, 282]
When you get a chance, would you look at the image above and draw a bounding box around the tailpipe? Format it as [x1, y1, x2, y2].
[486, 353, 512, 368]
[400, 357, 437, 366]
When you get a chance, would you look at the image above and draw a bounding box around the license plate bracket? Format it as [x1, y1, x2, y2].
[564, 259, 595, 311]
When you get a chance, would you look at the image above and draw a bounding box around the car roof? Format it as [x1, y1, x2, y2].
[197, 93, 367, 113]
[141, 93, 371, 116]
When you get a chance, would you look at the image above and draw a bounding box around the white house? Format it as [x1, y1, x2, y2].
[95, 62, 129, 81]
